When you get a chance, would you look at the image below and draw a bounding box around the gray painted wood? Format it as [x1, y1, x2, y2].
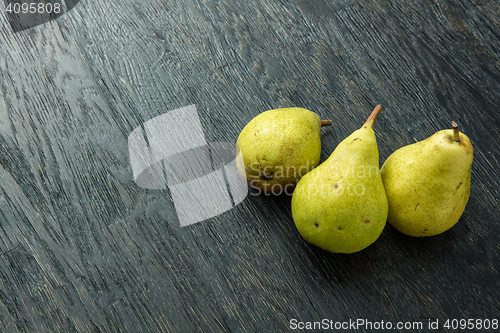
[0, 0, 499, 331]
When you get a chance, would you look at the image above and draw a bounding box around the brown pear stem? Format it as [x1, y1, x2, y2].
[452, 121, 459, 142]
[321, 120, 332, 127]
[363, 105, 383, 129]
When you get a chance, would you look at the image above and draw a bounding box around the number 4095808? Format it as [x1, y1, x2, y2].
[5, 1, 61, 14]
[443, 319, 498, 330]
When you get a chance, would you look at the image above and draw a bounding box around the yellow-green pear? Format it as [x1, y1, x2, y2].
[236, 107, 331, 195]
[291, 105, 388, 253]
[380, 122, 473, 237]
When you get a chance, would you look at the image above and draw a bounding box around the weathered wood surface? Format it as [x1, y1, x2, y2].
[0, 0, 499, 331]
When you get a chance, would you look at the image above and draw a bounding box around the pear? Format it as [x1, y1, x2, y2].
[236, 107, 331, 195]
[291, 105, 388, 253]
[380, 122, 473, 237]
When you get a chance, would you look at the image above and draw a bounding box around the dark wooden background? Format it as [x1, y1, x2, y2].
[0, 0, 499, 332]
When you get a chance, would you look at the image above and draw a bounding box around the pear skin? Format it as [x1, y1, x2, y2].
[291, 106, 388, 253]
[236, 107, 331, 195]
[380, 122, 473, 237]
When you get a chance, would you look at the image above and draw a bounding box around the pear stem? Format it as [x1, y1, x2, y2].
[321, 120, 332, 127]
[452, 121, 459, 142]
[362, 105, 383, 129]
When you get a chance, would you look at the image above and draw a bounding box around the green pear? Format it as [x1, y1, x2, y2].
[236, 107, 331, 195]
[380, 122, 473, 237]
[291, 105, 388, 253]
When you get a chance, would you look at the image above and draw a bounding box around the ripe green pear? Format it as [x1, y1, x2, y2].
[291, 105, 388, 253]
[236, 107, 331, 195]
[380, 122, 473, 237]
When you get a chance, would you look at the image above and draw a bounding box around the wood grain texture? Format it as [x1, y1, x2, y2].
[0, 0, 499, 331]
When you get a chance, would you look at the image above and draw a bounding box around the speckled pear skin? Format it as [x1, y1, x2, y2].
[291, 106, 388, 254]
[380, 128, 473, 237]
[236, 108, 323, 194]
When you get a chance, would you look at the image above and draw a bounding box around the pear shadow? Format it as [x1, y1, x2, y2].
[291, 223, 392, 286]
[292, 219, 462, 284]
[386, 223, 461, 258]
[251, 186, 393, 283]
